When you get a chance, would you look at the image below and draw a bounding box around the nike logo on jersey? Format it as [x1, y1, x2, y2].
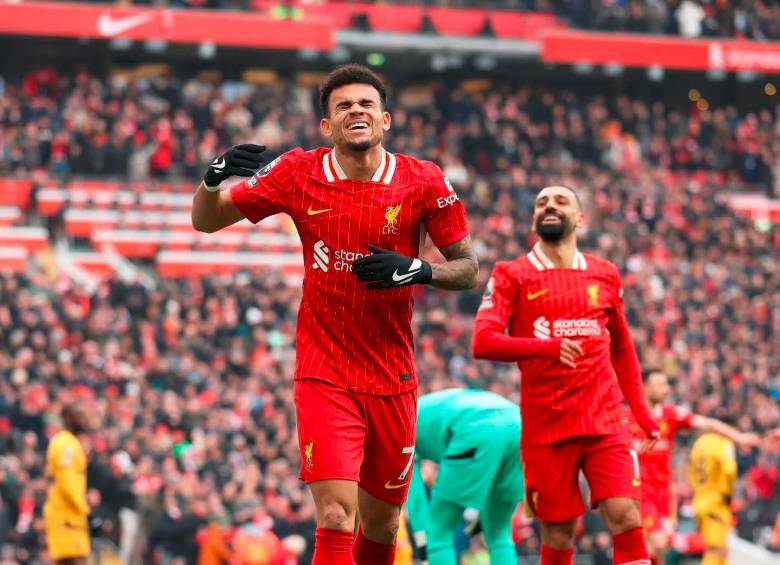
[384, 480, 410, 490]
[211, 158, 226, 171]
[307, 206, 333, 216]
[527, 289, 549, 300]
[392, 258, 422, 284]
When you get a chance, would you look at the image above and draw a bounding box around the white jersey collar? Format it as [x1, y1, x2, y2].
[527, 242, 587, 271]
[322, 148, 396, 184]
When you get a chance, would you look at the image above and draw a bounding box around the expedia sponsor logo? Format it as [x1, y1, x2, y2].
[437, 194, 459, 208]
[533, 316, 602, 339]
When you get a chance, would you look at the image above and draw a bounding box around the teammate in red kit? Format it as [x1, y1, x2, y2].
[472, 184, 661, 565]
[191, 65, 478, 565]
[633, 368, 759, 565]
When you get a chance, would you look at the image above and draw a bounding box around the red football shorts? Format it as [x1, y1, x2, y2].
[641, 492, 674, 536]
[523, 433, 641, 523]
[294, 378, 417, 505]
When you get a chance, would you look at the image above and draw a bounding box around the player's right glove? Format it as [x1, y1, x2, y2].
[203, 144, 266, 191]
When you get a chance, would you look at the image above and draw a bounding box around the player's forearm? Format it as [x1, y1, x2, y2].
[611, 344, 656, 432]
[191, 182, 225, 233]
[693, 416, 743, 443]
[430, 257, 478, 290]
[472, 321, 560, 361]
[430, 236, 478, 290]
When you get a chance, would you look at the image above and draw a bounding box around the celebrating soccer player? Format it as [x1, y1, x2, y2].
[633, 368, 759, 565]
[191, 64, 477, 565]
[406, 388, 523, 565]
[472, 184, 661, 565]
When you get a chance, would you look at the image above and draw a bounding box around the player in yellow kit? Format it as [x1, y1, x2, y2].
[43, 403, 91, 565]
[688, 432, 737, 565]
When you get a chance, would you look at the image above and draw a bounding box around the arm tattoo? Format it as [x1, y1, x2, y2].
[430, 236, 479, 290]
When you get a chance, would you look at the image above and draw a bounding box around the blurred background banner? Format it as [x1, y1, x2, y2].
[0, 2, 333, 49]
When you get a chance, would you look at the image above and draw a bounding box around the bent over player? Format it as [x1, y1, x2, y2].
[406, 388, 522, 565]
[472, 185, 660, 565]
[191, 64, 478, 565]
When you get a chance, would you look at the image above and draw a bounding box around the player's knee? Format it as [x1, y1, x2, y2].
[540, 522, 576, 549]
[317, 500, 356, 530]
[602, 501, 642, 533]
[361, 511, 399, 541]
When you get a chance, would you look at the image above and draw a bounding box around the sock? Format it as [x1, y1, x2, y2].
[312, 527, 354, 565]
[353, 527, 396, 565]
[540, 544, 574, 565]
[613, 527, 650, 564]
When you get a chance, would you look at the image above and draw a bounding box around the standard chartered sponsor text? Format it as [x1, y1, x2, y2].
[552, 318, 601, 337]
[333, 249, 366, 272]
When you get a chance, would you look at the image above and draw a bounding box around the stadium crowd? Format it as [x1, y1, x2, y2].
[566, 0, 780, 39]
[0, 67, 778, 564]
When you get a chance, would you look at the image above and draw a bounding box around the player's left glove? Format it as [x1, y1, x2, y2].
[353, 245, 432, 289]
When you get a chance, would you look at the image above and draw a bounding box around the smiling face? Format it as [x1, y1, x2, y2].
[320, 83, 390, 152]
[532, 185, 584, 243]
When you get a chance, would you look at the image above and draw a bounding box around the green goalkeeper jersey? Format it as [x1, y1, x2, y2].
[415, 388, 519, 463]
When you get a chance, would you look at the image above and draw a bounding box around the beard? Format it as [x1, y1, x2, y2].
[535, 212, 573, 242]
[345, 139, 374, 152]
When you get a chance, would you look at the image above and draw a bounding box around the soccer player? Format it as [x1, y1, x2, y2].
[688, 431, 738, 565]
[191, 64, 477, 565]
[471, 184, 661, 565]
[406, 388, 522, 565]
[634, 368, 759, 565]
[43, 403, 91, 565]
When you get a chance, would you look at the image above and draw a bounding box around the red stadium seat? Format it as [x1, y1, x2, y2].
[68, 251, 115, 278]
[0, 227, 48, 252]
[64, 209, 119, 237]
[0, 178, 33, 207]
[37, 189, 68, 216]
[0, 207, 21, 227]
[0, 246, 29, 272]
[156, 250, 304, 278]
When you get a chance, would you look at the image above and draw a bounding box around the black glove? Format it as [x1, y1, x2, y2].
[353, 245, 432, 289]
[203, 144, 266, 188]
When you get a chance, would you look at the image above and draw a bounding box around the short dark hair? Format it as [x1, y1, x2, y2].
[642, 368, 665, 383]
[319, 64, 387, 116]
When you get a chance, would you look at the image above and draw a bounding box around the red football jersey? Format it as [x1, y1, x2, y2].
[475, 243, 635, 446]
[230, 147, 469, 395]
[631, 404, 694, 497]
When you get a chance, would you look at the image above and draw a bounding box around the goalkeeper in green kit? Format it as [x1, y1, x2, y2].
[407, 388, 523, 565]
